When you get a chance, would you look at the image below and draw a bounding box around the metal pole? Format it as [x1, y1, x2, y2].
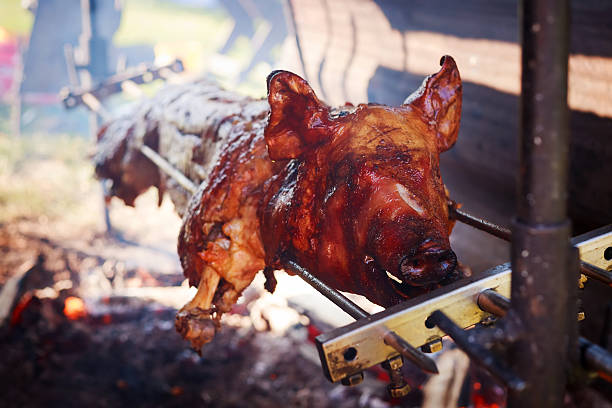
[449, 205, 511, 241]
[508, 1, 577, 407]
[426, 310, 526, 392]
[449, 206, 612, 284]
[139, 145, 198, 194]
[478, 290, 612, 379]
[285, 260, 439, 374]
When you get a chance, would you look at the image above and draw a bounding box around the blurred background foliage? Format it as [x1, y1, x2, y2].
[0, 0, 289, 224]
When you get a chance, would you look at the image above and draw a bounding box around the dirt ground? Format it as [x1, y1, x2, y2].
[0, 198, 397, 407]
[0, 139, 403, 407]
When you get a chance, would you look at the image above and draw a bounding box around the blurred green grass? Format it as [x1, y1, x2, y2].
[0, 133, 94, 223]
[0, 0, 271, 223]
[0, 0, 33, 36]
[114, 0, 229, 49]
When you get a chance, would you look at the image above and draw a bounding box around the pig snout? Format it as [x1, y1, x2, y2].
[399, 242, 457, 286]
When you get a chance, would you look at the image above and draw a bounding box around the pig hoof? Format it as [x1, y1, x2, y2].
[175, 308, 220, 352]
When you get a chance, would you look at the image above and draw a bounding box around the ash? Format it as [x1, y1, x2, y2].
[0, 223, 391, 408]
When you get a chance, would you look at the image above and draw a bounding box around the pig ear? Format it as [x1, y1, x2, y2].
[404, 56, 462, 152]
[265, 71, 332, 160]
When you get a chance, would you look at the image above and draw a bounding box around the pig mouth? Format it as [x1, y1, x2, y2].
[384, 269, 431, 299]
[383, 248, 459, 298]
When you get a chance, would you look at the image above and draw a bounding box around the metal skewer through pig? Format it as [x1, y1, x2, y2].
[95, 56, 463, 350]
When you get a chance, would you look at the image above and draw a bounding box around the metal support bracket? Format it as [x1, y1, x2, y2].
[315, 264, 511, 383]
[314, 221, 612, 384]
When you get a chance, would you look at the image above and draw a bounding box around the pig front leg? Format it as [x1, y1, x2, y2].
[175, 266, 222, 351]
[176, 207, 266, 351]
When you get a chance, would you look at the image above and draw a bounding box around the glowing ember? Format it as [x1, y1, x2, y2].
[64, 296, 87, 320]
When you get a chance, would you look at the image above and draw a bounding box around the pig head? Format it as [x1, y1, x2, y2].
[261, 56, 462, 307]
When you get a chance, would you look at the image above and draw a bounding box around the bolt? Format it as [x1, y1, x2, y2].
[382, 356, 409, 398]
[386, 355, 403, 370]
[340, 372, 364, 387]
[388, 382, 411, 398]
[480, 315, 498, 327]
[578, 274, 587, 289]
[421, 338, 443, 353]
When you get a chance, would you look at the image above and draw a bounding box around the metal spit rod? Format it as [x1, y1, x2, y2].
[478, 289, 612, 380]
[426, 310, 526, 391]
[285, 260, 439, 375]
[449, 205, 511, 241]
[138, 145, 198, 194]
[450, 205, 612, 285]
[135, 146, 440, 377]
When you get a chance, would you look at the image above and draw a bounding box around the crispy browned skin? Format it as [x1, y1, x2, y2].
[94, 117, 162, 207]
[176, 56, 462, 349]
[261, 56, 462, 307]
[95, 57, 462, 350]
[175, 104, 278, 350]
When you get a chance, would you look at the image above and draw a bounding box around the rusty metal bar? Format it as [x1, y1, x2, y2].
[579, 337, 612, 379]
[451, 205, 612, 287]
[449, 205, 511, 241]
[450, 206, 611, 285]
[580, 261, 612, 286]
[425, 310, 526, 391]
[478, 290, 612, 379]
[508, 1, 575, 407]
[517, 4, 570, 224]
[382, 330, 439, 374]
[138, 145, 198, 194]
[285, 260, 368, 319]
[477, 289, 511, 317]
[284, 259, 439, 375]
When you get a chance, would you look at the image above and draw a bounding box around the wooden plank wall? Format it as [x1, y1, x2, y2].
[286, 0, 612, 232]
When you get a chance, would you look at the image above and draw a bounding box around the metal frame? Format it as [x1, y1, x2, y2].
[286, 2, 611, 405]
[87, 0, 611, 403]
[507, 1, 575, 405]
[304, 219, 611, 388]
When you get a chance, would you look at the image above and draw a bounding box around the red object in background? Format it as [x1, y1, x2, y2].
[470, 367, 507, 408]
[64, 296, 87, 320]
[10, 292, 33, 326]
[0, 27, 18, 98]
[306, 323, 321, 344]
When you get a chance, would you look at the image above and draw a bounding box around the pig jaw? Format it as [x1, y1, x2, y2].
[397, 238, 457, 286]
[346, 163, 456, 296]
[366, 215, 456, 296]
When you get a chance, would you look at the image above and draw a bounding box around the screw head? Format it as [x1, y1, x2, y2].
[421, 338, 443, 353]
[387, 355, 403, 370]
[388, 382, 411, 398]
[578, 274, 588, 289]
[341, 372, 364, 387]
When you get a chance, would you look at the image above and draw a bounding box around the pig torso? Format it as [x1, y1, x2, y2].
[95, 56, 462, 349]
[179, 57, 462, 348]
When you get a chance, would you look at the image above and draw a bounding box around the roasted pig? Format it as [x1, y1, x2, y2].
[95, 56, 462, 350]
